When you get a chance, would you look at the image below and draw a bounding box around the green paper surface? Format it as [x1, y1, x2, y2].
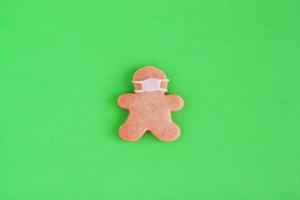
[1, 0, 300, 199]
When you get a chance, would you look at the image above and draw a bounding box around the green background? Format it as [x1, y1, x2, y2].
[1, 0, 300, 199]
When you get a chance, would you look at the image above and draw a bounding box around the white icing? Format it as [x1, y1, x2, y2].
[133, 78, 169, 93]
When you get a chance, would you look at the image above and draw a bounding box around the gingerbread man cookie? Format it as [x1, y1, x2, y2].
[117, 66, 184, 142]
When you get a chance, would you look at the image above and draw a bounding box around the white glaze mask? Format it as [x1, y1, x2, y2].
[133, 78, 169, 93]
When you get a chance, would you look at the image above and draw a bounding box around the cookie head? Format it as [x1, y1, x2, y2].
[132, 66, 169, 93]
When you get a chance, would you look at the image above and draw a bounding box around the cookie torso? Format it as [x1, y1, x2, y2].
[127, 93, 172, 126]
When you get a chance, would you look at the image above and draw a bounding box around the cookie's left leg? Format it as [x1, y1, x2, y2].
[150, 122, 180, 142]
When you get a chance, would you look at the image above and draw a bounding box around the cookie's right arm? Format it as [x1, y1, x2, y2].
[117, 94, 136, 109]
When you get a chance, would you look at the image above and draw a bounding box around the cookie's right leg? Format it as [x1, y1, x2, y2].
[119, 121, 146, 142]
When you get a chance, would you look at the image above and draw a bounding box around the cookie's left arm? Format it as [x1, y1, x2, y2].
[165, 95, 184, 111]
